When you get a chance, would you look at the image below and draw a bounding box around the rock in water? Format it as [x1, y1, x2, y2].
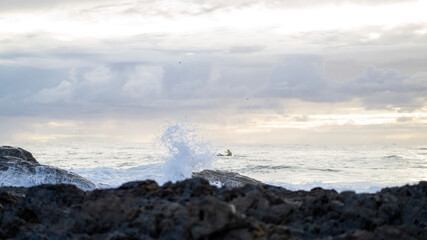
[0, 146, 96, 191]
[0, 146, 38, 164]
[192, 169, 262, 187]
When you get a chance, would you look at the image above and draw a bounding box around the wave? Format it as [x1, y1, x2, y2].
[68, 163, 164, 188]
[1, 146, 96, 191]
[2, 121, 423, 193]
[308, 168, 341, 172]
[383, 155, 403, 159]
[265, 180, 420, 193]
[244, 165, 292, 172]
[160, 119, 215, 183]
[1, 120, 216, 190]
[0, 164, 96, 191]
[2, 148, 419, 194]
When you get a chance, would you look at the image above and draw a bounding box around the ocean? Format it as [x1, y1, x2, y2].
[8, 140, 425, 193]
[2, 121, 426, 193]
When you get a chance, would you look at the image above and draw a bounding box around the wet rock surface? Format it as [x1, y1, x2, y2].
[0, 146, 38, 164]
[0, 178, 426, 239]
[192, 169, 262, 187]
[0, 146, 96, 191]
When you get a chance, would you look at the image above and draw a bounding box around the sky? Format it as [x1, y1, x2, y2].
[1, 0, 427, 145]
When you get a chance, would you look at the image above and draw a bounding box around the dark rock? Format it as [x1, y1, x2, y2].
[0, 189, 20, 204]
[0, 146, 96, 191]
[0, 146, 38, 164]
[192, 169, 263, 187]
[0, 179, 426, 239]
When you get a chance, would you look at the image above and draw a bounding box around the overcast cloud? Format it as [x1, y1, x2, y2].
[0, 0, 418, 13]
[1, 0, 426, 144]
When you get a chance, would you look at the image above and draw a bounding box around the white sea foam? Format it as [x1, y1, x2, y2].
[69, 163, 164, 188]
[2, 129, 425, 192]
[160, 119, 215, 183]
[67, 119, 216, 187]
[0, 164, 96, 191]
[265, 181, 421, 193]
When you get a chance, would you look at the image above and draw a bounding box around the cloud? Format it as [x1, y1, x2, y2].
[0, 0, 108, 12]
[343, 67, 406, 95]
[229, 45, 265, 54]
[286, 23, 427, 51]
[0, 66, 66, 97]
[396, 116, 413, 123]
[256, 55, 427, 110]
[264, 0, 418, 8]
[124, 0, 421, 17]
[161, 62, 211, 99]
[293, 115, 310, 122]
[0, 0, 426, 145]
[342, 68, 427, 110]
[121, 65, 163, 98]
[2, 1, 426, 74]
[32, 65, 163, 105]
[22, 60, 254, 116]
[2, 54, 426, 121]
[256, 55, 341, 102]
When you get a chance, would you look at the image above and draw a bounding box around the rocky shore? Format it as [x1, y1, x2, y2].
[1, 146, 426, 239]
[0, 146, 96, 190]
[0, 178, 425, 239]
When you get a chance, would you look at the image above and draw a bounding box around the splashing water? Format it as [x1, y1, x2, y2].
[161, 120, 215, 183]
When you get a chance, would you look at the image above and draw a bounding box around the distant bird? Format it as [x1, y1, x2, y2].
[179, 61, 181, 64]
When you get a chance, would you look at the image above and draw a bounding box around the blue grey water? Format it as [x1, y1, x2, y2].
[13, 142, 427, 193]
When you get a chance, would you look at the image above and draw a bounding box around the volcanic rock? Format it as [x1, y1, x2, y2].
[0, 146, 96, 191]
[192, 169, 262, 187]
[0, 178, 425, 239]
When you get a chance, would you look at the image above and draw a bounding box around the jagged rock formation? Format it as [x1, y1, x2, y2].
[192, 169, 262, 187]
[0, 146, 38, 164]
[0, 146, 96, 191]
[0, 178, 426, 239]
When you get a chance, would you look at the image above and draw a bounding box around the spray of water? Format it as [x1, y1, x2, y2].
[161, 119, 215, 183]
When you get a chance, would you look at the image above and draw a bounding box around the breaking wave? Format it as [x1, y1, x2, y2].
[160, 119, 215, 183]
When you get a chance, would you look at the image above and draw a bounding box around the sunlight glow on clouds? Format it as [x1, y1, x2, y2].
[1, 0, 427, 144]
[254, 112, 427, 129]
[1, 1, 426, 41]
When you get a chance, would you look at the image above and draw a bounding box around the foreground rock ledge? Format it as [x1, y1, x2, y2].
[1, 179, 426, 240]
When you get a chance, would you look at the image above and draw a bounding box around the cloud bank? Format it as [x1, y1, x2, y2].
[1, 55, 425, 119]
[1, 0, 426, 144]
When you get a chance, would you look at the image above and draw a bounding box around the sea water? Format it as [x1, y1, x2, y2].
[4, 122, 427, 193]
